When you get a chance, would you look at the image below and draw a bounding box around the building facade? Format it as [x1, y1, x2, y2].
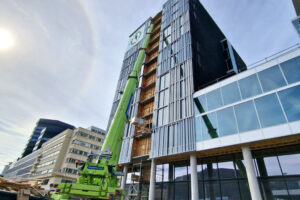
[292, 0, 300, 37]
[30, 127, 105, 190]
[3, 150, 40, 179]
[105, 0, 300, 200]
[21, 119, 75, 158]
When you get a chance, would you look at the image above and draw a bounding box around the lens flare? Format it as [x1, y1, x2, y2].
[0, 28, 14, 50]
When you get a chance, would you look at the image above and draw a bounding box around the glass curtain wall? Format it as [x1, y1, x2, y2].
[194, 56, 300, 141]
[154, 145, 300, 200]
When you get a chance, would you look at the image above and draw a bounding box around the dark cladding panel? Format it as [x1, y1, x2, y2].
[189, 0, 246, 91]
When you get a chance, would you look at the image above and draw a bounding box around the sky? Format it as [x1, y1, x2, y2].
[0, 0, 298, 172]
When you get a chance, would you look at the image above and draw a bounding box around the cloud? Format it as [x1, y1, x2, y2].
[0, 0, 299, 171]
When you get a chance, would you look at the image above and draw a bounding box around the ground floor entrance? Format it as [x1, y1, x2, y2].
[124, 144, 300, 200]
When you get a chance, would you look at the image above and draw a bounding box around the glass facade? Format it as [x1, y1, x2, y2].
[155, 156, 250, 200]
[253, 145, 300, 200]
[194, 55, 300, 142]
[152, 145, 300, 200]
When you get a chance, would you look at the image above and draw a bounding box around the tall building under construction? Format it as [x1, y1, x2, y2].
[107, 0, 300, 199]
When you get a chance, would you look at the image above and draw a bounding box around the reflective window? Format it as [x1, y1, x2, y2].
[157, 109, 163, 126]
[162, 183, 174, 200]
[160, 73, 169, 90]
[278, 85, 300, 122]
[197, 165, 204, 180]
[278, 154, 300, 175]
[198, 181, 205, 199]
[163, 164, 170, 182]
[155, 183, 162, 200]
[203, 163, 218, 180]
[218, 161, 236, 179]
[217, 107, 238, 137]
[194, 95, 207, 114]
[285, 177, 300, 199]
[206, 89, 223, 111]
[174, 182, 188, 200]
[204, 181, 221, 199]
[156, 165, 163, 182]
[258, 65, 286, 92]
[201, 112, 219, 140]
[220, 180, 240, 199]
[238, 180, 251, 200]
[221, 81, 241, 105]
[239, 74, 262, 99]
[235, 160, 247, 178]
[254, 93, 286, 127]
[163, 107, 169, 125]
[235, 100, 260, 132]
[260, 178, 289, 199]
[280, 56, 300, 84]
[175, 165, 188, 181]
[256, 157, 282, 176]
[159, 89, 169, 108]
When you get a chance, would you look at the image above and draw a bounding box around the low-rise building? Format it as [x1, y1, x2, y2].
[30, 127, 105, 190]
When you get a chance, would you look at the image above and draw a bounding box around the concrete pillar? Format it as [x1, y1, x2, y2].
[149, 159, 156, 200]
[121, 165, 128, 190]
[190, 153, 199, 200]
[241, 146, 263, 200]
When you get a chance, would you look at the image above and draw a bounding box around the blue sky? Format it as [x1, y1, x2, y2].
[0, 0, 298, 172]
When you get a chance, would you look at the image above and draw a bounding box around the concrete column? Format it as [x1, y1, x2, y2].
[149, 159, 156, 200]
[241, 146, 263, 200]
[121, 165, 128, 190]
[190, 153, 199, 200]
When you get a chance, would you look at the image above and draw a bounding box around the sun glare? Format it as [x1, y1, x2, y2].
[0, 28, 14, 50]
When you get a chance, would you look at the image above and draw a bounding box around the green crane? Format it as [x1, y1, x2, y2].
[51, 24, 154, 200]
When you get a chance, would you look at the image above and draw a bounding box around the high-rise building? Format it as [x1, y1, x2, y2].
[21, 119, 75, 158]
[30, 126, 105, 190]
[106, 0, 300, 199]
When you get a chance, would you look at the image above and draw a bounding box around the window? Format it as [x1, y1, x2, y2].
[175, 165, 188, 181]
[278, 153, 300, 175]
[156, 165, 163, 182]
[221, 81, 241, 105]
[239, 74, 262, 99]
[160, 73, 169, 90]
[180, 99, 185, 119]
[218, 161, 236, 179]
[234, 100, 260, 132]
[255, 156, 282, 176]
[201, 112, 218, 140]
[63, 168, 78, 175]
[217, 107, 238, 136]
[280, 56, 300, 84]
[180, 81, 185, 98]
[69, 148, 88, 156]
[278, 85, 300, 122]
[254, 93, 286, 128]
[258, 65, 286, 92]
[72, 139, 100, 150]
[40, 151, 59, 161]
[159, 89, 169, 108]
[206, 89, 223, 111]
[203, 162, 218, 180]
[163, 26, 171, 48]
[157, 107, 168, 126]
[194, 95, 207, 115]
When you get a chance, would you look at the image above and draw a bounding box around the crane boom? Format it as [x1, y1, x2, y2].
[102, 23, 154, 165]
[51, 24, 154, 200]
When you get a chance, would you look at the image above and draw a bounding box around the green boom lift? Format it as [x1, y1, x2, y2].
[50, 24, 154, 200]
